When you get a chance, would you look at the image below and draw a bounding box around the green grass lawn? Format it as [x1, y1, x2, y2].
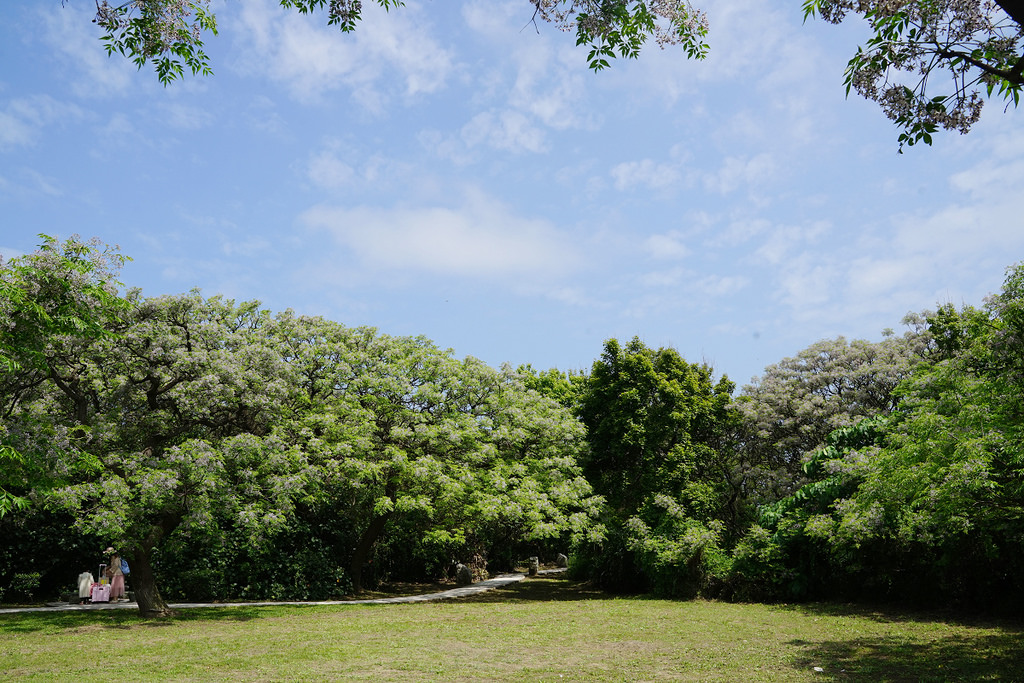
[1, 575, 1021, 681]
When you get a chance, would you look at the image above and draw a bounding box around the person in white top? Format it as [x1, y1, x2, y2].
[77, 571, 95, 603]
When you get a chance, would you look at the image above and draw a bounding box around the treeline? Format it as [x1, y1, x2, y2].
[1, 236, 1021, 614]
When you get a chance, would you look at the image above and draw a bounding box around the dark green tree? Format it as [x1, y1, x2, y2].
[573, 337, 735, 595]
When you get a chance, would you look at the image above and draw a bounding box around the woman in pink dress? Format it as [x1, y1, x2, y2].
[106, 547, 126, 601]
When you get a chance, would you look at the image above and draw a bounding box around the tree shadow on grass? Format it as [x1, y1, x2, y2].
[784, 600, 1024, 629]
[789, 631, 1024, 681]
[0, 606, 273, 634]
[0, 577, 602, 633]
[454, 574, 633, 604]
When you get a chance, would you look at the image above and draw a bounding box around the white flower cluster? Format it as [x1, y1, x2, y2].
[532, 0, 708, 48]
[811, 0, 1022, 142]
[94, 0, 213, 59]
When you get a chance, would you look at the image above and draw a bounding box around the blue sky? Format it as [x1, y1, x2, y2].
[2, 1, 1022, 387]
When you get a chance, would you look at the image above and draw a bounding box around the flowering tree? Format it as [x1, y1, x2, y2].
[6, 285, 303, 614]
[3, 239, 600, 610]
[270, 312, 602, 592]
[803, 0, 1023, 149]
[0, 236, 128, 518]
[801, 264, 1024, 606]
[733, 263, 1024, 607]
[734, 330, 929, 508]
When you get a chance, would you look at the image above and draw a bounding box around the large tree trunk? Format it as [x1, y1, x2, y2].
[993, 1, 1024, 31]
[127, 517, 179, 616]
[349, 512, 392, 593]
[128, 546, 172, 616]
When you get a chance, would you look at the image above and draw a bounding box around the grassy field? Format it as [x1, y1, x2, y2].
[1, 575, 1021, 681]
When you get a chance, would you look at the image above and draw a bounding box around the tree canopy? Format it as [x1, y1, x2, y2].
[736, 264, 1024, 608]
[1, 237, 600, 613]
[82, 0, 1021, 147]
[5, 236, 1024, 614]
[572, 337, 737, 595]
[803, 0, 1023, 149]
[0, 235, 128, 518]
[91, 0, 708, 84]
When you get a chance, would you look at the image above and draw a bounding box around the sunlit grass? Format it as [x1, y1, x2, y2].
[1, 576, 1021, 681]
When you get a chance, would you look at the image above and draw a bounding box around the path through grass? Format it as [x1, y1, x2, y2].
[2, 575, 1021, 681]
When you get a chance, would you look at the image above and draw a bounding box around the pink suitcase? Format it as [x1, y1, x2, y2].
[90, 583, 111, 603]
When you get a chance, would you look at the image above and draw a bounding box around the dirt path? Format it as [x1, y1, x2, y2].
[0, 570, 566, 615]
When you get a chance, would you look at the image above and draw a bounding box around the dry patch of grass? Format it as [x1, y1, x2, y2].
[1, 575, 1021, 681]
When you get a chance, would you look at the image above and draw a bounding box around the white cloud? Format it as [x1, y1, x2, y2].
[588, 0, 846, 153]
[890, 147, 1024, 263]
[845, 256, 932, 302]
[756, 134, 1023, 332]
[697, 0, 800, 83]
[461, 110, 547, 153]
[423, 109, 550, 160]
[21, 169, 62, 197]
[300, 188, 579, 279]
[0, 96, 82, 149]
[776, 255, 835, 311]
[306, 142, 425, 193]
[703, 153, 776, 195]
[948, 132, 1024, 202]
[705, 217, 773, 249]
[41, 4, 138, 97]
[596, 0, 808, 100]
[752, 221, 830, 265]
[162, 103, 215, 130]
[506, 38, 589, 131]
[543, 286, 598, 307]
[221, 236, 272, 259]
[611, 159, 683, 191]
[692, 274, 749, 298]
[307, 150, 356, 190]
[0, 167, 64, 199]
[244, 96, 289, 136]
[232, 0, 455, 106]
[644, 232, 691, 260]
[637, 269, 748, 298]
[461, 0, 523, 37]
[455, 0, 593, 154]
[639, 267, 688, 287]
[0, 109, 35, 148]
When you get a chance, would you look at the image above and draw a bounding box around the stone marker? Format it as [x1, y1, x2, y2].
[528, 556, 539, 576]
[555, 553, 568, 568]
[456, 563, 473, 586]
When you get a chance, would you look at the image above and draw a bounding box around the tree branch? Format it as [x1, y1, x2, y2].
[935, 47, 1024, 86]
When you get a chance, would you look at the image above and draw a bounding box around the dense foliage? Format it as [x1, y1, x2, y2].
[4, 236, 1023, 614]
[731, 264, 1024, 610]
[570, 338, 736, 596]
[733, 329, 927, 509]
[0, 237, 600, 613]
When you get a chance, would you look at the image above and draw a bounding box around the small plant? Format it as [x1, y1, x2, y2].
[8, 572, 42, 603]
